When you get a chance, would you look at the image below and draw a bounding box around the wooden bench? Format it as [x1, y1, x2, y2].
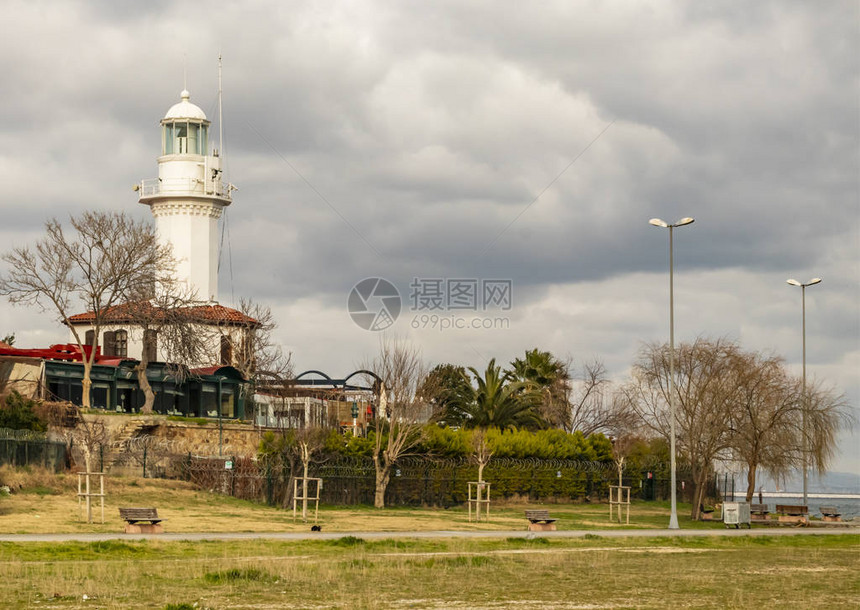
[119, 507, 165, 534]
[525, 509, 557, 532]
[819, 506, 842, 522]
[775, 504, 808, 526]
[750, 503, 770, 522]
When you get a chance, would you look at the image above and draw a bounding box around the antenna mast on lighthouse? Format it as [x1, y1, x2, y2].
[218, 53, 223, 159]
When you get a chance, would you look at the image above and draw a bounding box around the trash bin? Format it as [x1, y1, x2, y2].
[723, 501, 751, 528]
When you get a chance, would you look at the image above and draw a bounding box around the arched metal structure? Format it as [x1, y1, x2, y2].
[294, 370, 334, 382]
[290, 369, 380, 392]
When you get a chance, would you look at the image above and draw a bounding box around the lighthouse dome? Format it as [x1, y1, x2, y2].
[164, 89, 207, 121]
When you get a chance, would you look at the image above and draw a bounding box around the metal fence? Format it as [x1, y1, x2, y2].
[0, 429, 67, 472]
[172, 454, 705, 508]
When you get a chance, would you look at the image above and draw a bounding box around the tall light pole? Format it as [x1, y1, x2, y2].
[650, 216, 694, 530]
[786, 277, 821, 507]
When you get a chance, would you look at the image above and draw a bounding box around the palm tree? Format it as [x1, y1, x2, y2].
[445, 359, 542, 430]
[510, 349, 570, 428]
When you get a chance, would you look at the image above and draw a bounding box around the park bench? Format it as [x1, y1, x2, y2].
[819, 506, 842, 522]
[119, 507, 164, 534]
[750, 503, 770, 522]
[775, 504, 808, 526]
[525, 509, 557, 532]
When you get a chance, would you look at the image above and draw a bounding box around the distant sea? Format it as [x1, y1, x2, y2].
[725, 471, 860, 518]
[721, 493, 860, 519]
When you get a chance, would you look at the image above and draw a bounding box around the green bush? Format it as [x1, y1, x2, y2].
[338, 424, 615, 462]
[0, 391, 47, 432]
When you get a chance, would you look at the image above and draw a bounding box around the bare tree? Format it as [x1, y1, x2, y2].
[365, 337, 430, 508]
[800, 379, 852, 479]
[295, 426, 330, 521]
[471, 428, 494, 483]
[620, 338, 739, 520]
[725, 350, 800, 501]
[65, 417, 110, 474]
[230, 298, 293, 384]
[0, 211, 171, 408]
[566, 360, 635, 437]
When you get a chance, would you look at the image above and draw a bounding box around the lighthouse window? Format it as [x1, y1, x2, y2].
[198, 124, 208, 155]
[175, 123, 188, 154]
[187, 123, 197, 155]
[163, 122, 207, 155]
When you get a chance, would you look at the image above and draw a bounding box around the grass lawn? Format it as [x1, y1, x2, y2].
[0, 466, 728, 534]
[0, 535, 857, 608]
[1, 467, 858, 608]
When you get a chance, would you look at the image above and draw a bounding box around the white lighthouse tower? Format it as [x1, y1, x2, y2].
[137, 89, 232, 303]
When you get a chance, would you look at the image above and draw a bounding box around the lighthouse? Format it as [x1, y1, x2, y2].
[67, 84, 257, 372]
[137, 89, 233, 303]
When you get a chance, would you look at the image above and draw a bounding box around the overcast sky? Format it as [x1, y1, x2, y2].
[1, 1, 857, 475]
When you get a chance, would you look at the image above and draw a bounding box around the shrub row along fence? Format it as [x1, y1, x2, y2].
[173, 454, 701, 508]
[0, 429, 67, 472]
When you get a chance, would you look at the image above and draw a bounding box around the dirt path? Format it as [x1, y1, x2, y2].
[1, 526, 857, 543]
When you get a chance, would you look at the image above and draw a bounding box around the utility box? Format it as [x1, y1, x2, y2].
[723, 502, 751, 528]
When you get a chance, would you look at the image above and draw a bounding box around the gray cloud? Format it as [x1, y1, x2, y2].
[1, 0, 857, 471]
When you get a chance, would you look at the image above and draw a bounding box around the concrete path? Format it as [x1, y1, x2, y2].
[1, 527, 857, 543]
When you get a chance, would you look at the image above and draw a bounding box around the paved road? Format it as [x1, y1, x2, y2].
[1, 526, 857, 543]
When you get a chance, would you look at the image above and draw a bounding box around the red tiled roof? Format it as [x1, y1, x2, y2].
[67, 302, 259, 327]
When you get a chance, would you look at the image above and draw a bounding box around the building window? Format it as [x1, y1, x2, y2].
[103, 331, 116, 356]
[143, 329, 158, 363]
[85, 330, 95, 348]
[220, 335, 232, 365]
[104, 330, 127, 358]
[114, 330, 128, 358]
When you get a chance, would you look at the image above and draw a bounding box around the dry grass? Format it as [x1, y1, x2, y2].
[0, 535, 857, 608]
[0, 466, 707, 534]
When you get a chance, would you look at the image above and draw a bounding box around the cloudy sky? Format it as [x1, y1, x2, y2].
[1, 1, 857, 474]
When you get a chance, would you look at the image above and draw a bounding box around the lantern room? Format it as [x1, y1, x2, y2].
[161, 89, 210, 156]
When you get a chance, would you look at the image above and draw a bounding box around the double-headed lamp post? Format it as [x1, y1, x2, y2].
[786, 277, 821, 507]
[650, 216, 695, 530]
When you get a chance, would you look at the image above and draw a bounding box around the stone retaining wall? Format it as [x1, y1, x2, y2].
[152, 421, 264, 457]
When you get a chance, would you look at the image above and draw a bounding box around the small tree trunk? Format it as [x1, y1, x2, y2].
[745, 463, 757, 503]
[136, 362, 155, 414]
[83, 449, 93, 523]
[301, 443, 310, 521]
[374, 469, 390, 508]
[373, 452, 390, 508]
[81, 361, 93, 409]
[690, 469, 709, 520]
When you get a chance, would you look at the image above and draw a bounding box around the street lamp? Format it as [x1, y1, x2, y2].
[649, 216, 694, 530]
[786, 277, 821, 507]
